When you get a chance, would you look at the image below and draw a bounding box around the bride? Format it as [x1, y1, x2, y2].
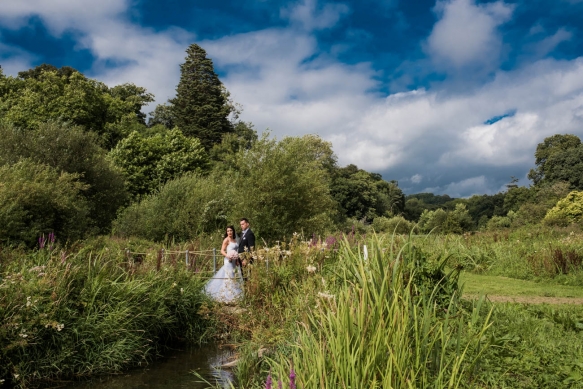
[204, 225, 244, 303]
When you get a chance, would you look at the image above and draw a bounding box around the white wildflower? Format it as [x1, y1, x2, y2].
[172, 282, 177, 288]
[306, 265, 317, 273]
[317, 292, 335, 300]
[56, 323, 64, 331]
[26, 296, 32, 307]
[180, 288, 184, 294]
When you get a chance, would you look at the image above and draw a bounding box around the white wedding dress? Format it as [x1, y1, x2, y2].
[204, 241, 244, 303]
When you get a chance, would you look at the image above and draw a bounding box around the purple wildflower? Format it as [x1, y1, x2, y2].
[266, 372, 273, 389]
[38, 234, 46, 249]
[48, 232, 55, 250]
[290, 366, 296, 389]
[278, 379, 283, 389]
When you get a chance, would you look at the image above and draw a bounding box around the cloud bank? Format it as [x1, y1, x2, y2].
[1, 0, 583, 197]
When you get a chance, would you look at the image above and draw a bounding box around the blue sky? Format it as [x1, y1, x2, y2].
[1, 0, 583, 196]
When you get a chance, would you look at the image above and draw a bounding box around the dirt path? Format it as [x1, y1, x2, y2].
[464, 294, 583, 305]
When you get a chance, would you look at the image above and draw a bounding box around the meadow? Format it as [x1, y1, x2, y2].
[2, 226, 583, 388]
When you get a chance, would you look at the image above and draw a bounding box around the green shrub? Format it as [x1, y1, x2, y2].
[0, 244, 212, 388]
[113, 171, 231, 241]
[108, 127, 209, 198]
[371, 215, 415, 234]
[0, 122, 128, 231]
[115, 134, 337, 242]
[0, 160, 90, 246]
[544, 191, 583, 226]
[418, 204, 473, 234]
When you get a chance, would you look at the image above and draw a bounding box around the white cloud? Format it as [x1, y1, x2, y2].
[426, 0, 514, 71]
[422, 176, 491, 197]
[529, 28, 573, 58]
[411, 174, 423, 184]
[281, 0, 350, 31]
[2, 0, 583, 197]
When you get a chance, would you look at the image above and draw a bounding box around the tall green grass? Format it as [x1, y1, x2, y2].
[0, 240, 214, 388]
[263, 235, 493, 388]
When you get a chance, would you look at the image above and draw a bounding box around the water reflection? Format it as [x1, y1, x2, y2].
[60, 344, 236, 389]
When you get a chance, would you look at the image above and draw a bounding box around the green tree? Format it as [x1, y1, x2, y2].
[0, 64, 154, 148]
[544, 191, 583, 226]
[210, 121, 258, 164]
[115, 134, 337, 242]
[0, 122, 127, 232]
[109, 128, 209, 198]
[170, 44, 234, 149]
[0, 159, 90, 246]
[148, 103, 175, 129]
[231, 134, 337, 240]
[330, 164, 405, 221]
[528, 134, 581, 185]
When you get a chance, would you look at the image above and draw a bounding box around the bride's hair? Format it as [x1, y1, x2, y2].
[224, 225, 237, 239]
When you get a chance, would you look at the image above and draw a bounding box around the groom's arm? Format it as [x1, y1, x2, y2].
[247, 231, 256, 251]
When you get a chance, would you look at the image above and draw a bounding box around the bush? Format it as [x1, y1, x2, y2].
[114, 171, 231, 241]
[544, 191, 583, 226]
[115, 134, 337, 242]
[0, 122, 128, 232]
[0, 244, 212, 387]
[371, 215, 415, 234]
[419, 204, 473, 234]
[109, 127, 209, 198]
[0, 160, 90, 246]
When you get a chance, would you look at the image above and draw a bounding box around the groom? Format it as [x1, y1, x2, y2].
[238, 218, 256, 266]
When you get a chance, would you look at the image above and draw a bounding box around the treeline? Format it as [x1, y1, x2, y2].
[393, 133, 583, 234]
[2, 43, 582, 246]
[0, 44, 405, 246]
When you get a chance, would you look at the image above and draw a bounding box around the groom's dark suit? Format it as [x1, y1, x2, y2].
[238, 228, 256, 260]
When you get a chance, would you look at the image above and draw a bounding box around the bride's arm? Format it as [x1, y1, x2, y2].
[220, 238, 229, 257]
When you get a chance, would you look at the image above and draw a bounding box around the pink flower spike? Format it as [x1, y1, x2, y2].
[290, 366, 296, 389]
[266, 372, 272, 389]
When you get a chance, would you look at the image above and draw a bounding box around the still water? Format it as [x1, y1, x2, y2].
[60, 344, 235, 389]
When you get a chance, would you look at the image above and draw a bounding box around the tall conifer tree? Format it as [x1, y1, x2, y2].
[170, 44, 234, 149]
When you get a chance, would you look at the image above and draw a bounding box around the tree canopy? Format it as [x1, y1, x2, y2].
[170, 44, 234, 149]
[0, 64, 154, 148]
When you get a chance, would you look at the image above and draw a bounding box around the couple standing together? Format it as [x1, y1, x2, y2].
[204, 218, 255, 303]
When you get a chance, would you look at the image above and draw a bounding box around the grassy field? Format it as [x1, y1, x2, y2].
[461, 272, 583, 299]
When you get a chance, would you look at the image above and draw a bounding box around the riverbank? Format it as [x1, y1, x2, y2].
[0, 237, 218, 388]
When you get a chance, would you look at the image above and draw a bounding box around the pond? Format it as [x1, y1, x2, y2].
[59, 344, 236, 389]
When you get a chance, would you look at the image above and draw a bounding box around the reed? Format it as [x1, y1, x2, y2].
[0, 241, 213, 388]
[264, 234, 493, 388]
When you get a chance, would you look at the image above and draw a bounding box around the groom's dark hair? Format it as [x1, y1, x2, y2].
[240, 218, 250, 224]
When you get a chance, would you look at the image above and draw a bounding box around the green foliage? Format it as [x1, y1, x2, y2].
[503, 186, 533, 214]
[0, 243, 213, 387]
[485, 211, 516, 230]
[371, 215, 415, 234]
[419, 203, 474, 234]
[170, 44, 234, 149]
[528, 133, 582, 186]
[114, 171, 231, 241]
[0, 65, 153, 148]
[0, 122, 128, 231]
[147, 103, 175, 129]
[109, 128, 209, 198]
[209, 121, 259, 164]
[404, 193, 459, 222]
[265, 236, 490, 389]
[231, 134, 337, 240]
[330, 164, 405, 221]
[114, 134, 337, 242]
[465, 193, 506, 227]
[0, 159, 90, 246]
[544, 191, 583, 226]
